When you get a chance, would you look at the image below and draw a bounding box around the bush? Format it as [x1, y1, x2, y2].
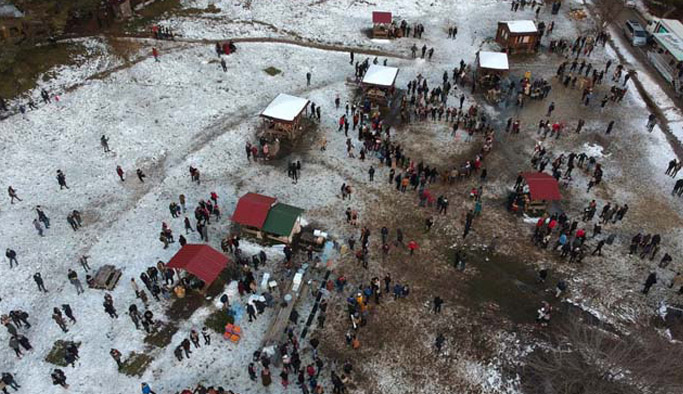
[204, 308, 234, 334]
[263, 67, 282, 76]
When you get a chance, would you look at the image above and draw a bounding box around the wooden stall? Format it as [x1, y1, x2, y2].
[259, 93, 310, 139]
[519, 172, 562, 215]
[166, 244, 229, 291]
[372, 11, 392, 38]
[231, 193, 305, 244]
[361, 64, 399, 104]
[496, 20, 539, 54]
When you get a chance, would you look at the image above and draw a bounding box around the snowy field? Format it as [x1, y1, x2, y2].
[2, 0, 683, 393]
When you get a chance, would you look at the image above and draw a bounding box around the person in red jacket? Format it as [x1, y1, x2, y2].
[152, 47, 160, 62]
[116, 165, 124, 181]
[408, 240, 418, 255]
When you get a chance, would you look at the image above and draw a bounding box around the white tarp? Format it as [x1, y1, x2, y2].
[260, 93, 309, 121]
[503, 20, 537, 34]
[362, 64, 399, 87]
[478, 51, 509, 70]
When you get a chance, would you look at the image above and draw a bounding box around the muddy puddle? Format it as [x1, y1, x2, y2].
[463, 250, 545, 324]
[462, 249, 617, 333]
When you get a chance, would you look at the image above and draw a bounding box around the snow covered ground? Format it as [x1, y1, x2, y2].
[2, 0, 683, 393]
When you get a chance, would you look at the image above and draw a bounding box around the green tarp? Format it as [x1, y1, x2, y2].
[262, 203, 304, 236]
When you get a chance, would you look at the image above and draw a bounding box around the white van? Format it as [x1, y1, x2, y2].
[623, 20, 648, 46]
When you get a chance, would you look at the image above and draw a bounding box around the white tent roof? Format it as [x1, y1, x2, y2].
[502, 20, 537, 34]
[362, 64, 399, 87]
[260, 93, 309, 122]
[478, 51, 509, 71]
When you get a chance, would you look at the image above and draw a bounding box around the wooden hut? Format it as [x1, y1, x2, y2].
[477, 51, 509, 99]
[231, 193, 277, 240]
[496, 20, 539, 54]
[372, 11, 392, 38]
[519, 172, 562, 214]
[166, 244, 229, 291]
[259, 93, 310, 139]
[262, 203, 304, 244]
[361, 64, 399, 104]
[231, 193, 305, 244]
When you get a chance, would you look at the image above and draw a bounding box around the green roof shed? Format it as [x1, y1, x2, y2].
[262, 203, 304, 237]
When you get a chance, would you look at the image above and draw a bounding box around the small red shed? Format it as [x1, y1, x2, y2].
[231, 193, 277, 228]
[167, 244, 229, 287]
[372, 11, 392, 38]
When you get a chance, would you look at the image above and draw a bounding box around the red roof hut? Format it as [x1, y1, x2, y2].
[167, 244, 229, 287]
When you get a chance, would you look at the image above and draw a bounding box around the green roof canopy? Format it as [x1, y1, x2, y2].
[262, 203, 304, 236]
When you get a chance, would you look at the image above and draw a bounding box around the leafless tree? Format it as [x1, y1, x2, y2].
[521, 314, 683, 394]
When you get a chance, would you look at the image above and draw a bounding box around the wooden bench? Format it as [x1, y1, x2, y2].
[91, 264, 122, 290]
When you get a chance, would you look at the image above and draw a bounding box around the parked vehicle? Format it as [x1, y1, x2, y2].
[623, 20, 648, 46]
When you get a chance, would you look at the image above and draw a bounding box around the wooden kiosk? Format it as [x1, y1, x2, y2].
[477, 51, 509, 101]
[259, 93, 310, 139]
[519, 172, 562, 215]
[361, 64, 399, 104]
[495, 20, 539, 54]
[231, 192, 304, 244]
[372, 11, 393, 38]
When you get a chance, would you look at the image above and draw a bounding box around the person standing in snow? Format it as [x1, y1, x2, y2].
[5, 249, 18, 268]
[2, 372, 20, 391]
[36, 206, 50, 228]
[61, 304, 76, 324]
[306, 72, 312, 86]
[152, 48, 160, 62]
[201, 327, 211, 345]
[101, 135, 110, 152]
[78, 255, 90, 272]
[33, 272, 47, 292]
[32, 219, 44, 237]
[136, 169, 146, 183]
[103, 298, 118, 319]
[52, 308, 68, 333]
[67, 270, 84, 295]
[51, 369, 68, 388]
[56, 170, 69, 189]
[116, 165, 125, 181]
[141, 382, 156, 394]
[7, 186, 21, 204]
[110, 348, 122, 368]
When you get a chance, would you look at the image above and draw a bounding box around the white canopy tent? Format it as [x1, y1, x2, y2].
[478, 51, 509, 71]
[260, 93, 309, 122]
[362, 64, 400, 87]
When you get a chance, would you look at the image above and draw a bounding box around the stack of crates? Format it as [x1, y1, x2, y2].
[224, 323, 242, 343]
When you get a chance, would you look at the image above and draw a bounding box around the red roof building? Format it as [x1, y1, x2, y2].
[372, 11, 392, 24]
[167, 244, 229, 285]
[521, 172, 562, 201]
[231, 192, 277, 229]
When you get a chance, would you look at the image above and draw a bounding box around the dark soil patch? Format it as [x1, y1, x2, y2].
[120, 352, 154, 377]
[144, 322, 178, 348]
[0, 42, 85, 99]
[263, 66, 282, 76]
[465, 251, 545, 325]
[45, 340, 80, 366]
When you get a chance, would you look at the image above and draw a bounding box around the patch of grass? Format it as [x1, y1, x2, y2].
[45, 340, 80, 366]
[0, 42, 84, 99]
[120, 352, 154, 377]
[144, 323, 178, 348]
[204, 308, 234, 334]
[264, 66, 282, 76]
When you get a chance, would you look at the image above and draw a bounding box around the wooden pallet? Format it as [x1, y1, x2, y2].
[91, 264, 122, 290]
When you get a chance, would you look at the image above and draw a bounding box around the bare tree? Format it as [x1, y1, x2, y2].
[521, 314, 683, 394]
